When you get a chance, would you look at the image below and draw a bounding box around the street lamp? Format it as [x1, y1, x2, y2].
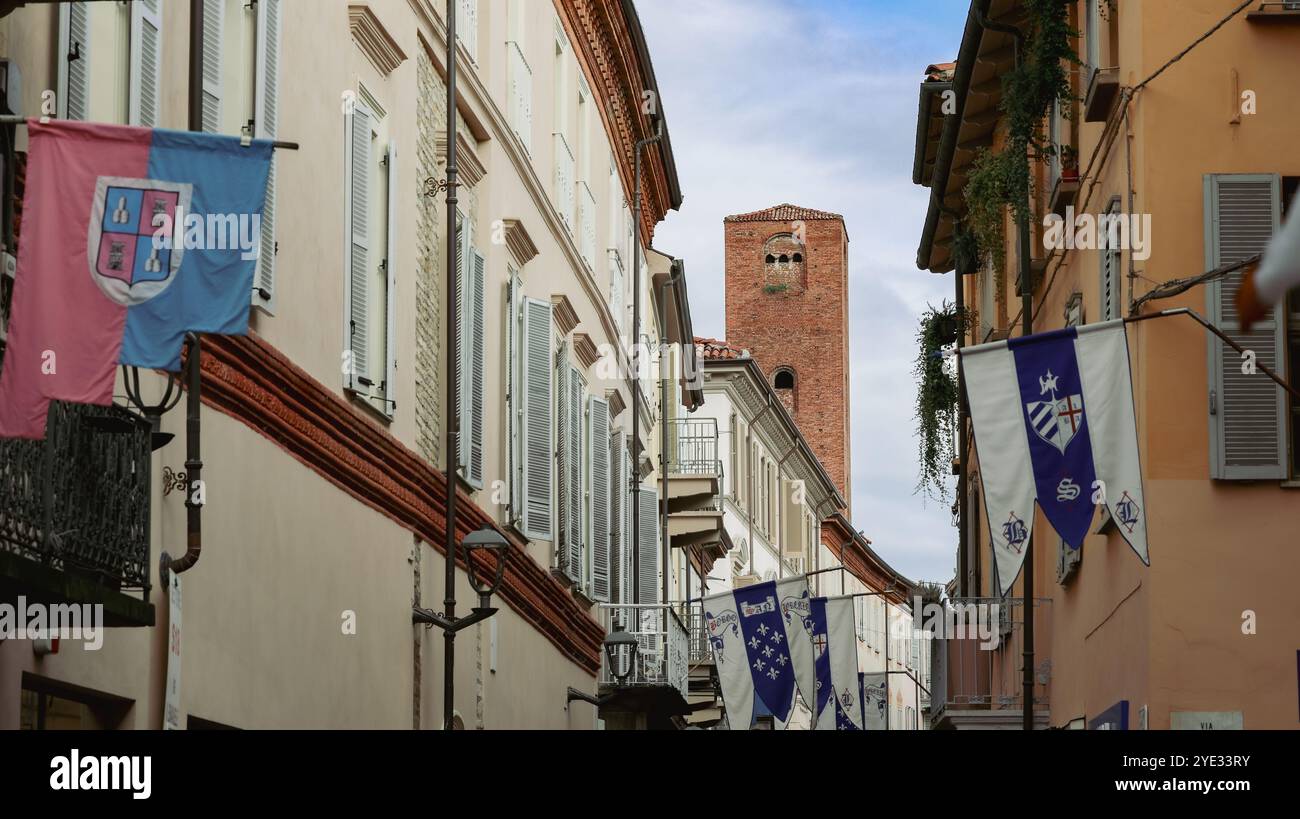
[412, 524, 510, 730]
[604, 623, 640, 685]
[567, 624, 640, 708]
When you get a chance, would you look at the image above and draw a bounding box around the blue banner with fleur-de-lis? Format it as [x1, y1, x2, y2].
[733, 580, 798, 724]
[812, 596, 864, 730]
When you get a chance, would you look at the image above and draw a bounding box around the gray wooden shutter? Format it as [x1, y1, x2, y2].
[454, 225, 471, 473]
[57, 3, 91, 121]
[468, 249, 486, 486]
[637, 486, 659, 605]
[201, 0, 223, 133]
[555, 343, 578, 580]
[505, 275, 523, 525]
[590, 397, 611, 602]
[566, 366, 584, 581]
[384, 141, 398, 412]
[254, 0, 282, 310]
[609, 430, 626, 603]
[1205, 174, 1286, 480]
[129, 0, 163, 127]
[345, 103, 372, 390]
[1100, 201, 1119, 321]
[521, 298, 553, 540]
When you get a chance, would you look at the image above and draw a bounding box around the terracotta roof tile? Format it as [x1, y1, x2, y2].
[723, 204, 844, 224]
[695, 336, 748, 361]
[925, 62, 956, 82]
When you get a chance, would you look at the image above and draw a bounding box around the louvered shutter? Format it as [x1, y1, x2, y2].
[129, 0, 163, 127]
[555, 344, 581, 580]
[781, 479, 806, 558]
[566, 366, 584, 581]
[505, 275, 523, 525]
[1206, 174, 1286, 480]
[637, 487, 659, 605]
[590, 397, 611, 601]
[57, 3, 91, 121]
[609, 430, 626, 603]
[200, 0, 223, 133]
[384, 141, 398, 411]
[253, 0, 282, 309]
[736, 419, 748, 508]
[454, 224, 471, 472]
[521, 298, 553, 540]
[622, 446, 634, 603]
[468, 250, 486, 486]
[345, 103, 373, 390]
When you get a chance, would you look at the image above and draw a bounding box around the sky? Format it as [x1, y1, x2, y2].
[638, 0, 972, 585]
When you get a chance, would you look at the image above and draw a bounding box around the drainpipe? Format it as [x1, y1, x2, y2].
[657, 262, 682, 610]
[187, 0, 204, 132]
[161, 333, 202, 579]
[631, 118, 663, 610]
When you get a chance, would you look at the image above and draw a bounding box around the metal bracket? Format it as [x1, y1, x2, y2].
[423, 177, 460, 198]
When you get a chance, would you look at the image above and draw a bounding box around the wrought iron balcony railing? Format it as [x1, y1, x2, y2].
[669, 417, 721, 478]
[0, 401, 153, 600]
[597, 603, 689, 699]
[928, 596, 1052, 720]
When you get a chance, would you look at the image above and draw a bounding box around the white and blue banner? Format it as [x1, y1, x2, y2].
[703, 580, 797, 730]
[859, 672, 888, 730]
[776, 576, 817, 721]
[812, 596, 863, 731]
[961, 321, 1150, 595]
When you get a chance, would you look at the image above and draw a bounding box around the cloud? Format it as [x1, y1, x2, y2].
[640, 0, 970, 583]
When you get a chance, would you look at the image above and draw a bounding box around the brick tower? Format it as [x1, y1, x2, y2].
[724, 204, 851, 512]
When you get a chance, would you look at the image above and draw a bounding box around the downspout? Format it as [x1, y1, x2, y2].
[743, 390, 775, 577]
[161, 333, 202, 578]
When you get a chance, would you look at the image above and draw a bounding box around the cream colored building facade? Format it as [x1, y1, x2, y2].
[0, 0, 692, 729]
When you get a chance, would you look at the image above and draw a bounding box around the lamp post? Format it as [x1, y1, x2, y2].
[413, 524, 510, 730]
[566, 624, 640, 708]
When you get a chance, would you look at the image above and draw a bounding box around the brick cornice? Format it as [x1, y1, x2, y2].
[197, 333, 605, 675]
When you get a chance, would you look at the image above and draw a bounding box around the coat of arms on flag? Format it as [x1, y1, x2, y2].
[1025, 369, 1085, 455]
[89, 176, 193, 306]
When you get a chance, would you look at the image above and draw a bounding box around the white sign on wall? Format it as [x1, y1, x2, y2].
[163, 572, 182, 731]
[1170, 711, 1243, 730]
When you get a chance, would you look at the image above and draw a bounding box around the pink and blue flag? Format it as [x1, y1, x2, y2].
[0, 119, 272, 438]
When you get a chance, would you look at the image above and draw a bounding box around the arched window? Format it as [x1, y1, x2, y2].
[763, 233, 806, 293]
[773, 367, 796, 411]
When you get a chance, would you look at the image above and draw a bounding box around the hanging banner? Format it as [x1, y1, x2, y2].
[860, 671, 888, 730]
[775, 576, 817, 724]
[812, 596, 863, 731]
[0, 119, 273, 438]
[704, 580, 799, 730]
[961, 322, 1149, 595]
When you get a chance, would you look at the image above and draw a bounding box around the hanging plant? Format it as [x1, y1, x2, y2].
[960, 0, 1078, 291]
[913, 301, 967, 503]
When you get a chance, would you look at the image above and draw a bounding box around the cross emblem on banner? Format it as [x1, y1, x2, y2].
[813, 633, 827, 658]
[1056, 394, 1083, 434]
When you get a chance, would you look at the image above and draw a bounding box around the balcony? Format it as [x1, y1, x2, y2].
[1246, 2, 1300, 24]
[928, 597, 1051, 730]
[506, 41, 532, 154]
[596, 603, 691, 728]
[664, 418, 726, 572]
[0, 401, 155, 627]
[1083, 65, 1120, 122]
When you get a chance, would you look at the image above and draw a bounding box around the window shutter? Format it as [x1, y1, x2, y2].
[781, 479, 805, 558]
[1205, 174, 1286, 480]
[520, 298, 553, 540]
[384, 141, 398, 411]
[253, 0, 282, 310]
[1100, 200, 1121, 321]
[468, 249, 486, 487]
[345, 102, 373, 391]
[609, 430, 626, 603]
[454, 225, 471, 472]
[201, 0, 223, 133]
[590, 396, 611, 602]
[57, 3, 91, 121]
[637, 486, 659, 605]
[129, 0, 163, 127]
[566, 365, 584, 581]
[505, 274, 523, 525]
[555, 344, 583, 582]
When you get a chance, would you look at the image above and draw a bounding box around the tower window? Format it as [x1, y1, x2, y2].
[774, 369, 794, 390]
[763, 233, 806, 293]
[773, 367, 796, 412]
